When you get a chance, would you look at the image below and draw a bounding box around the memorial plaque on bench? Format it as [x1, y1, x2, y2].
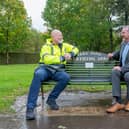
[85, 62, 94, 68]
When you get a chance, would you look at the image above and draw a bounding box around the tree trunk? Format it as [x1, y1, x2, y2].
[6, 51, 9, 64]
[109, 27, 113, 51]
[6, 27, 9, 64]
[125, 10, 128, 25]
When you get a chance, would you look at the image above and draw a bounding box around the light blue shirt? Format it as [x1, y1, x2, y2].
[122, 42, 129, 66]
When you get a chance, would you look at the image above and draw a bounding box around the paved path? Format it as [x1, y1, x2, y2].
[1, 90, 129, 129]
[1, 111, 129, 129]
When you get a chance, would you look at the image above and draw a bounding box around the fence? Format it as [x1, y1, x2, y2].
[0, 51, 108, 64]
[0, 52, 39, 64]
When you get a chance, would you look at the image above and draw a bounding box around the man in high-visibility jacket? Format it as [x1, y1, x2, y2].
[26, 29, 79, 120]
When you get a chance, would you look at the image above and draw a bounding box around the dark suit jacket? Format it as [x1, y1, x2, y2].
[112, 42, 129, 74]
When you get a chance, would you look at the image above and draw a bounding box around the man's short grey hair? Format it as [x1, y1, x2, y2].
[123, 25, 129, 32]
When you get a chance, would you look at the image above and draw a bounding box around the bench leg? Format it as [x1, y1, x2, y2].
[40, 85, 44, 109]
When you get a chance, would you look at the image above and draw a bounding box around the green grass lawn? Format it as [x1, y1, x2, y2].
[0, 64, 116, 113]
[0, 64, 37, 113]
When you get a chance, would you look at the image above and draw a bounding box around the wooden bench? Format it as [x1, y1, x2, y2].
[40, 51, 118, 103]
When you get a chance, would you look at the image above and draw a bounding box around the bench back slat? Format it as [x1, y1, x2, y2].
[65, 61, 115, 84]
[41, 60, 118, 85]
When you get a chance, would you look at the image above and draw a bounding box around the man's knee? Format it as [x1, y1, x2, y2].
[65, 74, 70, 82]
[34, 68, 46, 80]
[112, 69, 121, 76]
[61, 73, 70, 82]
[34, 70, 42, 77]
[124, 72, 129, 82]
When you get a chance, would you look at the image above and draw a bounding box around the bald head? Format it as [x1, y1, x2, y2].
[121, 26, 129, 42]
[51, 29, 62, 36]
[51, 29, 63, 44]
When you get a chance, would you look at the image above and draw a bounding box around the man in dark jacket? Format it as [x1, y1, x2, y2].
[106, 26, 129, 113]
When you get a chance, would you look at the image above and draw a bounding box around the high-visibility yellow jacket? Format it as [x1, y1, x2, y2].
[39, 38, 79, 65]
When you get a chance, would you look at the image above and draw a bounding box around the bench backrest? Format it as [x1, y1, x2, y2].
[42, 52, 118, 85]
[65, 60, 116, 84]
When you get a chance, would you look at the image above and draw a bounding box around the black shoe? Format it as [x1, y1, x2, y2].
[46, 99, 59, 110]
[26, 108, 35, 120]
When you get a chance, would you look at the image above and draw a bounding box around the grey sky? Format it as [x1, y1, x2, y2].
[23, 0, 47, 32]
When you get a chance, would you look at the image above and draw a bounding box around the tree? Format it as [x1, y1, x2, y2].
[21, 29, 48, 53]
[101, 0, 129, 51]
[43, 0, 112, 52]
[0, 0, 31, 64]
[43, 0, 129, 52]
[112, 0, 129, 25]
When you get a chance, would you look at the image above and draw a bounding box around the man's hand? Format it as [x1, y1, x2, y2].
[64, 53, 71, 60]
[107, 53, 113, 59]
[113, 66, 121, 71]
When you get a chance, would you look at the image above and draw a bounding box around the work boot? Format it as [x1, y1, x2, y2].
[106, 103, 125, 113]
[46, 99, 59, 110]
[26, 108, 35, 120]
[124, 102, 129, 111]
